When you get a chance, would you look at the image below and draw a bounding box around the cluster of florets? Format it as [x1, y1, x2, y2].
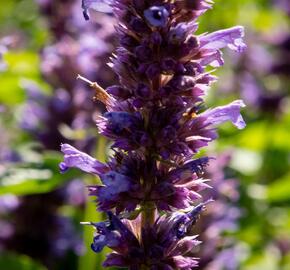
[88, 205, 208, 269]
[61, 0, 246, 268]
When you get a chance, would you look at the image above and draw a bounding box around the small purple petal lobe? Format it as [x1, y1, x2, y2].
[82, 0, 112, 20]
[99, 171, 131, 200]
[144, 6, 169, 27]
[202, 100, 246, 129]
[59, 162, 69, 174]
[200, 26, 247, 53]
[60, 144, 107, 174]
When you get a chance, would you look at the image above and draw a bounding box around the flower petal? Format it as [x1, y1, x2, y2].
[103, 252, 127, 267]
[82, 0, 112, 20]
[144, 6, 169, 27]
[98, 171, 131, 200]
[202, 100, 246, 129]
[172, 255, 199, 269]
[200, 26, 246, 53]
[60, 144, 108, 174]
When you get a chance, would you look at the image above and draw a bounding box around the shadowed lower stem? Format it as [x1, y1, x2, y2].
[141, 202, 156, 228]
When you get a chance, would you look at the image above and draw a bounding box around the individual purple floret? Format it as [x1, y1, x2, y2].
[61, 0, 246, 268]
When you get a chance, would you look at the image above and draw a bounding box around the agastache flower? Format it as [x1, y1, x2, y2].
[61, 0, 246, 267]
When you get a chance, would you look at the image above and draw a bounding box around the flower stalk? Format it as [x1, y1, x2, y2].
[141, 201, 155, 228]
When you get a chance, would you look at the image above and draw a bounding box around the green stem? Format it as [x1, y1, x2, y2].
[141, 202, 155, 228]
[141, 265, 150, 270]
[78, 136, 107, 270]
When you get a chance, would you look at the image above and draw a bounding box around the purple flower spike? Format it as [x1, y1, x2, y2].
[60, 144, 108, 174]
[62, 0, 247, 267]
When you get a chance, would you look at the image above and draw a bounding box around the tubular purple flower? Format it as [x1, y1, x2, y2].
[168, 22, 199, 44]
[202, 100, 246, 129]
[60, 144, 108, 174]
[200, 26, 247, 53]
[200, 50, 224, 67]
[98, 172, 132, 201]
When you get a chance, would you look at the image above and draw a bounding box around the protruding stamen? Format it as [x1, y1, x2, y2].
[77, 74, 111, 104]
[80, 221, 95, 226]
[77, 74, 94, 85]
[194, 69, 216, 82]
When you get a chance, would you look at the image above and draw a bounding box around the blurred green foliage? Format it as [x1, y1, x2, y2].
[0, 151, 81, 196]
[0, 253, 47, 270]
[0, 52, 40, 104]
[0, 0, 48, 48]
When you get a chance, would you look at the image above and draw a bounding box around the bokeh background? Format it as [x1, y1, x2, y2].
[0, 0, 289, 269]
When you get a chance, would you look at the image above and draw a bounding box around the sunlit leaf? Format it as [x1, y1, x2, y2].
[266, 173, 290, 202]
[0, 151, 81, 196]
[0, 51, 41, 105]
[243, 248, 280, 270]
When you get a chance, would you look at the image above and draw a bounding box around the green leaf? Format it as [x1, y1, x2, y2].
[243, 248, 280, 270]
[0, 253, 47, 270]
[4, 51, 39, 76]
[266, 173, 290, 202]
[0, 151, 81, 196]
[0, 51, 40, 105]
